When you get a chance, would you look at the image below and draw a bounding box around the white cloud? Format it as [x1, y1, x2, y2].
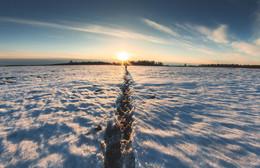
[195, 48, 215, 55]
[197, 24, 229, 43]
[231, 39, 260, 56]
[255, 38, 260, 45]
[144, 19, 179, 36]
[0, 17, 168, 45]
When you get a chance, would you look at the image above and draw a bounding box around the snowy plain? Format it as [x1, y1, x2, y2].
[0, 65, 260, 167]
[0, 65, 124, 167]
[129, 66, 260, 168]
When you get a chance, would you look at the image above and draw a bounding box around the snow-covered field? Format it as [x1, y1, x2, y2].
[0, 65, 124, 167]
[129, 66, 260, 168]
[0, 65, 259, 167]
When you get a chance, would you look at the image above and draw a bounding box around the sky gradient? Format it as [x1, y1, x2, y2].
[1, 0, 260, 65]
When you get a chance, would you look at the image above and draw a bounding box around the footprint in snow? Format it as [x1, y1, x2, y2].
[95, 89, 103, 93]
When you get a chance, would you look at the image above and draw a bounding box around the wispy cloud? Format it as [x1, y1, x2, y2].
[143, 19, 219, 55]
[0, 17, 220, 56]
[177, 15, 260, 57]
[231, 39, 260, 56]
[144, 19, 179, 36]
[230, 1, 260, 57]
[0, 17, 167, 44]
[195, 48, 215, 55]
[197, 24, 229, 43]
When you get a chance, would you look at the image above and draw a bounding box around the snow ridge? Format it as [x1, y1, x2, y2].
[104, 69, 135, 168]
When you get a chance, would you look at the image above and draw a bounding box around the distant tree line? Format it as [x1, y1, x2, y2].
[53, 60, 119, 66]
[53, 60, 164, 66]
[5, 60, 259, 68]
[129, 60, 164, 66]
[198, 64, 260, 69]
[53, 61, 259, 69]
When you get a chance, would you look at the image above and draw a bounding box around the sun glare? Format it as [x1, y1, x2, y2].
[117, 51, 129, 61]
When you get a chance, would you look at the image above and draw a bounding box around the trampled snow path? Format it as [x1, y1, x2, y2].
[104, 69, 135, 168]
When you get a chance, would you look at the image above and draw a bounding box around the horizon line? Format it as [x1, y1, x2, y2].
[0, 58, 260, 66]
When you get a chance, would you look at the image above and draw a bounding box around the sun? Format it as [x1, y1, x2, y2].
[117, 51, 129, 61]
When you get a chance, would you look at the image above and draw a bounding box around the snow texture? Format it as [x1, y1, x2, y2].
[0, 65, 124, 167]
[129, 66, 260, 168]
[0, 65, 260, 168]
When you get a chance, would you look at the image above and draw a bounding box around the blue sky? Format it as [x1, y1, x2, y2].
[0, 0, 260, 64]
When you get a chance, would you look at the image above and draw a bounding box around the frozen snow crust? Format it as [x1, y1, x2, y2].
[0, 65, 260, 167]
[0, 65, 124, 167]
[129, 66, 260, 168]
